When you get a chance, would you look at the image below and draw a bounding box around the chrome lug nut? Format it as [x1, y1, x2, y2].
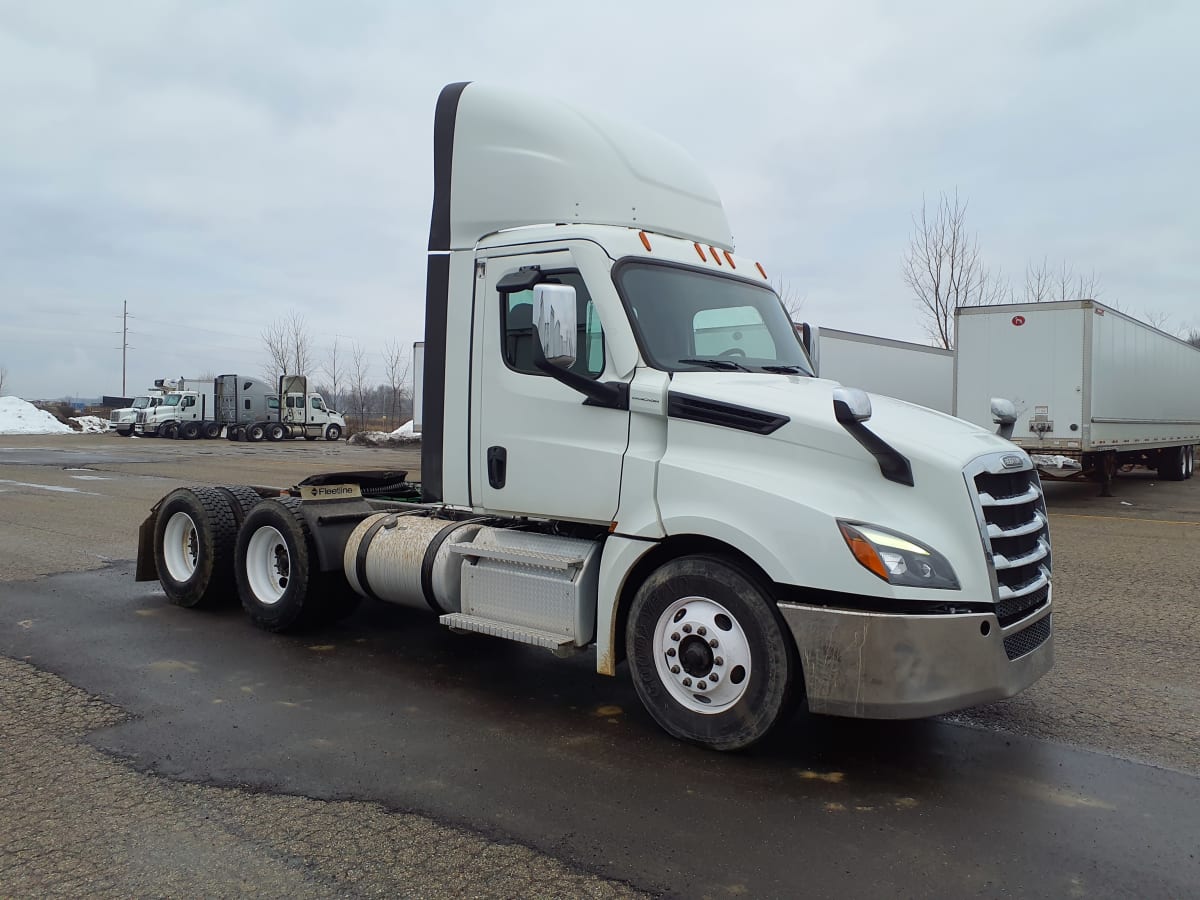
[709, 639, 718, 648]
[697, 681, 707, 690]
[671, 665, 680, 674]
[667, 647, 676, 657]
[682, 678, 692, 687]
[715, 656, 724, 666]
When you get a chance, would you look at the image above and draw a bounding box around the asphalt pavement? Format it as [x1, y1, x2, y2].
[1, 434, 1199, 897]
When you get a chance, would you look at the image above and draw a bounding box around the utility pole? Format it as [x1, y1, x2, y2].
[122, 300, 128, 395]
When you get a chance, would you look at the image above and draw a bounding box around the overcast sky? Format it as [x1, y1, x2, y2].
[1, 1, 1196, 400]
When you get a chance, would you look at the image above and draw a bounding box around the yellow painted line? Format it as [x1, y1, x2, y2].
[1050, 513, 1200, 527]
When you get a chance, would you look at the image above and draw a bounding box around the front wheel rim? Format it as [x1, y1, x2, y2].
[162, 511, 200, 582]
[652, 596, 753, 714]
[245, 525, 290, 605]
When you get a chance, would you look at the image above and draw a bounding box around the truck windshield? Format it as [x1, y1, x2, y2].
[614, 261, 814, 375]
[163, 394, 182, 407]
[132, 397, 150, 409]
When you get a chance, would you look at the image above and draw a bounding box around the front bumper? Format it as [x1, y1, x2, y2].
[779, 593, 1053, 719]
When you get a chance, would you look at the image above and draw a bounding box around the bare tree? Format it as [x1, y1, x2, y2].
[348, 341, 371, 431]
[261, 311, 314, 384]
[0, 365, 7, 395]
[772, 278, 806, 323]
[383, 339, 410, 427]
[322, 337, 344, 413]
[1185, 329, 1200, 349]
[1021, 257, 1054, 303]
[1144, 310, 1172, 332]
[1022, 258, 1103, 304]
[903, 190, 1007, 349]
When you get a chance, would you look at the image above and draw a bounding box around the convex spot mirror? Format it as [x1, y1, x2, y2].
[534, 283, 577, 369]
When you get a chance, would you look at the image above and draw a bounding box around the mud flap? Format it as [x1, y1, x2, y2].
[135, 507, 159, 581]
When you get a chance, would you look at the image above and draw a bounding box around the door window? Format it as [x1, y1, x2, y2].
[500, 270, 605, 379]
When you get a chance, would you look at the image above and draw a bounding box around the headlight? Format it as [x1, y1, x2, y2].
[837, 521, 960, 590]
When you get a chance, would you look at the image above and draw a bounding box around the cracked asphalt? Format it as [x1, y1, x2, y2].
[1, 434, 1199, 896]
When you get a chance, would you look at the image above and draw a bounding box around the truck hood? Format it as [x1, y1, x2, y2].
[669, 371, 1017, 470]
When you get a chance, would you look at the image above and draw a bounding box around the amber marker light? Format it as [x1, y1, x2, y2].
[709, 246, 723, 266]
[639, 231, 653, 251]
[838, 522, 890, 582]
[755, 262, 768, 279]
[724, 250, 736, 268]
[694, 242, 707, 261]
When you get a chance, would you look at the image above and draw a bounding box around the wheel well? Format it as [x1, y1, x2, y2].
[610, 534, 777, 668]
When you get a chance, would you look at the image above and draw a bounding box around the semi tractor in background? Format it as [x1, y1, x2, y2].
[133, 375, 345, 441]
[954, 300, 1199, 492]
[107, 386, 167, 436]
[135, 82, 1053, 751]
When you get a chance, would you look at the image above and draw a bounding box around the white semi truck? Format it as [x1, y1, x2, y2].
[955, 300, 1199, 492]
[806, 327, 954, 413]
[136, 82, 1053, 750]
[108, 387, 167, 436]
[134, 375, 345, 441]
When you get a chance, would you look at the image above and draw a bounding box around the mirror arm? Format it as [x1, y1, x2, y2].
[531, 339, 628, 410]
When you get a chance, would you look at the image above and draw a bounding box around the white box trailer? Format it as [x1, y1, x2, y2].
[814, 328, 954, 414]
[954, 300, 1200, 486]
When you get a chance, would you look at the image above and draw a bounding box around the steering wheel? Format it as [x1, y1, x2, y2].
[718, 348, 747, 357]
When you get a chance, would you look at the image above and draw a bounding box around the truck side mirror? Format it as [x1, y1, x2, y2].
[533, 283, 577, 369]
[991, 397, 1017, 440]
[799, 322, 820, 377]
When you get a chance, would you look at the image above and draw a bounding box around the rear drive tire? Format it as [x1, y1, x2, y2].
[213, 484, 265, 528]
[153, 487, 238, 608]
[247, 423, 266, 443]
[1158, 446, 1186, 481]
[161, 422, 180, 440]
[267, 423, 287, 442]
[626, 555, 800, 751]
[325, 424, 342, 441]
[203, 422, 222, 439]
[235, 497, 340, 632]
[180, 421, 202, 440]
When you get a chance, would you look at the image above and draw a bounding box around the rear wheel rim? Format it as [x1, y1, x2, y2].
[245, 525, 289, 605]
[653, 596, 752, 714]
[162, 512, 200, 582]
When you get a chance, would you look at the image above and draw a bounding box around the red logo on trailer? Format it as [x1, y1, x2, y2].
[1012, 315, 1026, 326]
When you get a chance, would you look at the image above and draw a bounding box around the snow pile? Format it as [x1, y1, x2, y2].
[70, 415, 108, 433]
[348, 424, 421, 448]
[0, 396, 74, 434]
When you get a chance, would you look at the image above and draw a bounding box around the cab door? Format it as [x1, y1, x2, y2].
[474, 248, 628, 523]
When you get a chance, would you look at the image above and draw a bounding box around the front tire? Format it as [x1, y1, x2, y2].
[161, 422, 180, 440]
[153, 487, 238, 608]
[626, 555, 799, 751]
[325, 424, 342, 441]
[235, 498, 340, 631]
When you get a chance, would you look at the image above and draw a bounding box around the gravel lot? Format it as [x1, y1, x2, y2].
[2, 432, 1198, 894]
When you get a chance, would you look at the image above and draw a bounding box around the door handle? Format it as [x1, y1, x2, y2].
[487, 446, 507, 489]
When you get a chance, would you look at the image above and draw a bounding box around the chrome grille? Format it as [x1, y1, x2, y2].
[965, 454, 1053, 608]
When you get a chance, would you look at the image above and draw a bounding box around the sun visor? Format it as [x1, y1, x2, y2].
[428, 82, 732, 252]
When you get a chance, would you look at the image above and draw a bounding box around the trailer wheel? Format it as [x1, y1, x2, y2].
[626, 555, 799, 751]
[180, 421, 202, 440]
[325, 424, 342, 441]
[236, 497, 337, 631]
[1158, 446, 1186, 481]
[153, 487, 238, 608]
[247, 423, 266, 443]
[203, 422, 222, 439]
[161, 422, 180, 440]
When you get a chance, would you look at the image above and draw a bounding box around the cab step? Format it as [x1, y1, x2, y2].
[438, 613, 577, 657]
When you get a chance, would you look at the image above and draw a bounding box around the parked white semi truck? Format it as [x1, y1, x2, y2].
[136, 83, 1053, 750]
[955, 300, 1199, 492]
[108, 387, 166, 436]
[134, 375, 345, 441]
[805, 327, 954, 413]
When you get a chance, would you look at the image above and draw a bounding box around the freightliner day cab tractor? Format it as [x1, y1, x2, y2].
[137, 83, 1053, 750]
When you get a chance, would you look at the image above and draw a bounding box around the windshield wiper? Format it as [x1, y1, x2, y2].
[678, 357, 751, 372]
[760, 364, 808, 375]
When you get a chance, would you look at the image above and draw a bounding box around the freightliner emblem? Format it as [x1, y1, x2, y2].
[1002, 455, 1023, 469]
